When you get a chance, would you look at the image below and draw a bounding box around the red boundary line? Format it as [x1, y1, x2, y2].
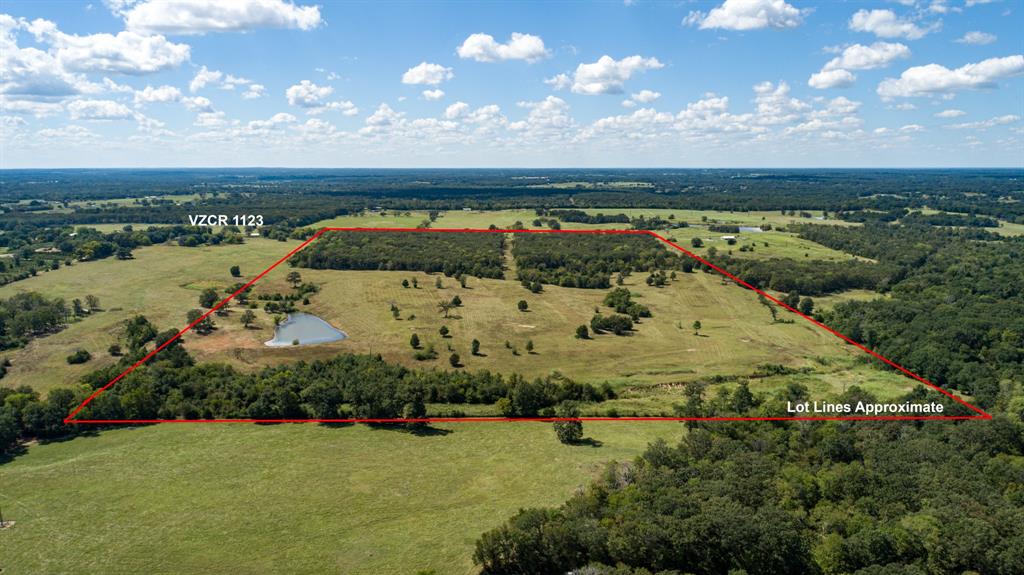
[64, 227, 991, 424]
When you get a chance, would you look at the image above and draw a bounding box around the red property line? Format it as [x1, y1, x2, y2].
[65, 227, 991, 424]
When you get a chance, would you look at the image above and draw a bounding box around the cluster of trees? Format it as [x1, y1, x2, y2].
[602, 288, 651, 320]
[57, 326, 614, 422]
[708, 255, 895, 296]
[901, 211, 999, 228]
[514, 234, 681, 289]
[537, 209, 630, 224]
[590, 313, 634, 335]
[0, 223, 246, 286]
[474, 382, 1024, 574]
[792, 223, 1024, 404]
[291, 231, 505, 279]
[0, 292, 69, 351]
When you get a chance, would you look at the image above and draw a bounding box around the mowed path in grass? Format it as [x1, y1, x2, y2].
[0, 421, 682, 574]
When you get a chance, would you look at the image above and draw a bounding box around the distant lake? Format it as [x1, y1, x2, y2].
[738, 226, 764, 233]
[265, 312, 347, 347]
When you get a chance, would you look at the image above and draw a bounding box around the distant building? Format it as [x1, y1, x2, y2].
[720, 235, 736, 241]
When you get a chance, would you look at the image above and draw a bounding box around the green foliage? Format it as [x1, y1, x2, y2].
[65, 348, 91, 364]
[291, 231, 504, 279]
[514, 234, 682, 290]
[590, 314, 633, 336]
[0, 292, 68, 350]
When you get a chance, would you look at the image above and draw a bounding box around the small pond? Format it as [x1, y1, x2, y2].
[265, 312, 347, 347]
[738, 226, 765, 233]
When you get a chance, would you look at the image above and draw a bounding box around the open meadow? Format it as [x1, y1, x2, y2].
[0, 421, 683, 574]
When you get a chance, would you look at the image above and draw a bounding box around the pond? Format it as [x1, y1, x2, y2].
[738, 226, 764, 233]
[264, 312, 347, 347]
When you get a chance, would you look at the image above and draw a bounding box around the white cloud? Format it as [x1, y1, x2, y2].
[194, 110, 226, 126]
[569, 55, 664, 95]
[808, 69, 856, 89]
[37, 123, 97, 142]
[456, 32, 548, 62]
[946, 114, 1020, 129]
[849, 9, 935, 40]
[823, 42, 911, 71]
[965, 0, 997, 6]
[67, 98, 134, 120]
[401, 62, 453, 85]
[247, 112, 296, 130]
[956, 31, 997, 45]
[190, 66, 222, 92]
[121, 0, 323, 35]
[133, 84, 182, 105]
[444, 101, 470, 120]
[686, 0, 805, 31]
[934, 109, 965, 118]
[877, 55, 1024, 98]
[899, 124, 925, 133]
[422, 89, 445, 101]
[631, 89, 661, 103]
[242, 83, 265, 99]
[544, 73, 572, 91]
[284, 80, 356, 115]
[285, 79, 332, 107]
[508, 96, 574, 139]
[182, 95, 213, 112]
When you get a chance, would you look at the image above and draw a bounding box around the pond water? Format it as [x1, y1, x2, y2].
[738, 226, 765, 233]
[265, 312, 347, 347]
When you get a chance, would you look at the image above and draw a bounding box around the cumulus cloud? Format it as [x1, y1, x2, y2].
[121, 0, 323, 35]
[568, 55, 664, 95]
[956, 31, 997, 45]
[824, 42, 911, 71]
[67, 98, 135, 120]
[133, 84, 182, 106]
[877, 55, 1024, 98]
[285, 80, 356, 115]
[0, 15, 189, 104]
[509, 96, 574, 139]
[544, 73, 572, 91]
[685, 0, 805, 31]
[401, 62, 453, 85]
[456, 32, 548, 62]
[808, 42, 910, 90]
[849, 9, 935, 40]
[242, 83, 265, 99]
[808, 69, 856, 89]
[934, 109, 965, 118]
[189, 65, 221, 92]
[182, 95, 213, 112]
[422, 89, 444, 101]
[444, 101, 470, 120]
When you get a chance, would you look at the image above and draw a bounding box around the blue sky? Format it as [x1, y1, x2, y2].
[1, 0, 1021, 168]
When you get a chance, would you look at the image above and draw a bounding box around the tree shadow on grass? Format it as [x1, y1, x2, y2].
[570, 437, 603, 448]
[365, 422, 452, 437]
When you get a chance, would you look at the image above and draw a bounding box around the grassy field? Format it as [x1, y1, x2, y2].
[0, 238, 301, 393]
[0, 421, 682, 574]
[0, 227, 918, 408]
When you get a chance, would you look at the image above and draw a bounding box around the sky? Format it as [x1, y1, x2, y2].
[0, 0, 1022, 168]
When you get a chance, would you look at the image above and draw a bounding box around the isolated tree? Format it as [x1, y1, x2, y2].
[286, 271, 302, 287]
[526, 340, 534, 354]
[459, 276, 467, 288]
[553, 402, 583, 444]
[410, 333, 421, 349]
[451, 295, 462, 307]
[449, 353, 461, 367]
[435, 276, 443, 289]
[471, 338, 481, 355]
[402, 279, 410, 288]
[72, 298, 85, 317]
[439, 325, 450, 338]
[438, 301, 454, 318]
[691, 237, 703, 248]
[692, 320, 702, 336]
[412, 277, 418, 288]
[575, 325, 589, 339]
[108, 343, 122, 356]
[85, 294, 100, 311]
[240, 309, 256, 328]
[799, 297, 815, 315]
[517, 300, 529, 312]
[199, 288, 219, 309]
[187, 309, 215, 335]
[230, 265, 241, 278]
